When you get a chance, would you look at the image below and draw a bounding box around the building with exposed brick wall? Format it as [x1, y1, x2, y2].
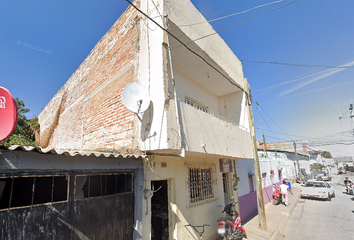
[37, 0, 255, 239]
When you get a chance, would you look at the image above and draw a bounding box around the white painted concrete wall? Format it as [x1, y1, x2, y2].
[138, 0, 170, 151]
[141, 155, 230, 240]
[235, 159, 255, 196]
[137, 0, 252, 158]
[164, 0, 244, 87]
[178, 101, 253, 158]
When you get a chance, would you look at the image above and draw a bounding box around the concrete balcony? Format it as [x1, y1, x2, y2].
[179, 102, 253, 159]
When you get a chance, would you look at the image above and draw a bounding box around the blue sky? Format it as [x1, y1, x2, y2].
[1, 0, 353, 156]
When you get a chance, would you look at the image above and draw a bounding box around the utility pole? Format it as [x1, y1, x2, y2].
[256, 102, 268, 158]
[293, 141, 303, 184]
[244, 78, 267, 230]
[350, 104, 354, 126]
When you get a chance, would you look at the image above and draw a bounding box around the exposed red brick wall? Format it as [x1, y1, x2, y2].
[39, 3, 142, 153]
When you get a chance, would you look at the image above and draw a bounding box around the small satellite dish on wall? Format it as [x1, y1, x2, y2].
[0, 86, 18, 141]
[122, 82, 150, 114]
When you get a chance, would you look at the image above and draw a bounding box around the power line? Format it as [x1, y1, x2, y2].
[179, 0, 286, 27]
[176, 0, 300, 47]
[125, 0, 248, 100]
[241, 60, 354, 69]
[253, 68, 334, 92]
[253, 97, 337, 140]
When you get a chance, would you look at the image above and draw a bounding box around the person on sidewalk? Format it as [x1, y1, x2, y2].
[280, 180, 293, 206]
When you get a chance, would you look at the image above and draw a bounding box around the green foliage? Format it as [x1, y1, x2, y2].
[310, 163, 325, 172]
[0, 98, 39, 147]
[320, 151, 333, 159]
[2, 134, 39, 147]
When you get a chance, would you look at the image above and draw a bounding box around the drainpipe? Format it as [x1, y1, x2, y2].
[164, 16, 185, 158]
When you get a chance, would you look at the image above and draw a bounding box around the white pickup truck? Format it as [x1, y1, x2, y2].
[300, 180, 335, 201]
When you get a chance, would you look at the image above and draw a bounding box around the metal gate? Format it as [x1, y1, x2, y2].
[0, 173, 134, 240]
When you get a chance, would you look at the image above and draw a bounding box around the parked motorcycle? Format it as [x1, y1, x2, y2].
[272, 186, 282, 205]
[217, 202, 247, 239]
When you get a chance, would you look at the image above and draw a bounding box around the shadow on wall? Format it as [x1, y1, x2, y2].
[141, 101, 154, 142]
[170, 203, 204, 240]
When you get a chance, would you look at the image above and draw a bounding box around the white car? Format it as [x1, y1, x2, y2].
[315, 171, 332, 181]
[300, 180, 335, 201]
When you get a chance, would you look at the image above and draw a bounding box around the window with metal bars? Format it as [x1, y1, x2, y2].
[184, 96, 209, 113]
[75, 173, 133, 200]
[188, 166, 214, 205]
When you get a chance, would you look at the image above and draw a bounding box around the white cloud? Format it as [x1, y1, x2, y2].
[280, 60, 354, 97]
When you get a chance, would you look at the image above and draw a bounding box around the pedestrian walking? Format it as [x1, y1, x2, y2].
[280, 180, 293, 206]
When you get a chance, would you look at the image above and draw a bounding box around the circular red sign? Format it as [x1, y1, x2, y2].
[0, 87, 18, 141]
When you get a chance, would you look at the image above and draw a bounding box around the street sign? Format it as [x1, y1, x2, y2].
[0, 87, 18, 141]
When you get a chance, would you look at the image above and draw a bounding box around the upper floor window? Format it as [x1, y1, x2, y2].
[185, 96, 209, 113]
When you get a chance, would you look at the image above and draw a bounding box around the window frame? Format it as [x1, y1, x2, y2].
[74, 173, 134, 200]
[187, 164, 216, 207]
[184, 96, 209, 113]
[0, 174, 69, 211]
[248, 173, 254, 192]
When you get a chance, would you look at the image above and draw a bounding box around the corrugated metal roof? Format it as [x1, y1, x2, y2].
[0, 145, 146, 159]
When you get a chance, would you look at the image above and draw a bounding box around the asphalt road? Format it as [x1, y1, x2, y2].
[282, 171, 354, 240]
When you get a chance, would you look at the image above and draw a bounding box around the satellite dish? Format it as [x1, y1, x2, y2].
[122, 82, 150, 114]
[0, 86, 18, 141]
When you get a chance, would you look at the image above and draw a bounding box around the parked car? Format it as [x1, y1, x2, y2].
[338, 168, 347, 174]
[315, 171, 332, 181]
[300, 180, 335, 201]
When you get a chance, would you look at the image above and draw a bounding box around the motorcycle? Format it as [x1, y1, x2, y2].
[272, 186, 282, 205]
[347, 183, 354, 195]
[217, 202, 247, 239]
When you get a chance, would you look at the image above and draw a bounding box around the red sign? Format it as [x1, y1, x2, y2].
[0, 87, 18, 141]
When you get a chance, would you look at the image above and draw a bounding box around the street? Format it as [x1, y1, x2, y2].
[283, 172, 354, 240]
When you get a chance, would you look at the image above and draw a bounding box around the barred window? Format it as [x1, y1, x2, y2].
[187, 165, 215, 206]
[185, 96, 209, 113]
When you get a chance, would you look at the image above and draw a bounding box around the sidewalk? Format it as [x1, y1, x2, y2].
[242, 183, 301, 240]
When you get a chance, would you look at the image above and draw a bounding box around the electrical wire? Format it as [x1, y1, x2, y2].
[253, 68, 334, 92]
[253, 96, 331, 139]
[124, 0, 249, 100]
[254, 99, 293, 141]
[254, 100, 354, 154]
[179, 0, 286, 27]
[125, 0, 353, 155]
[256, 102, 279, 141]
[241, 60, 354, 69]
[150, 0, 163, 19]
[176, 0, 300, 47]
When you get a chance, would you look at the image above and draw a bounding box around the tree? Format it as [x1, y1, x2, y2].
[0, 98, 39, 147]
[320, 151, 333, 159]
[310, 163, 325, 172]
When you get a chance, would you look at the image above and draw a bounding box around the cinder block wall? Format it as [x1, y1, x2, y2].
[39, 2, 142, 153]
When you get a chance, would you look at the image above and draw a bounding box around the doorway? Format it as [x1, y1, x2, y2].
[151, 180, 169, 240]
[222, 173, 232, 205]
